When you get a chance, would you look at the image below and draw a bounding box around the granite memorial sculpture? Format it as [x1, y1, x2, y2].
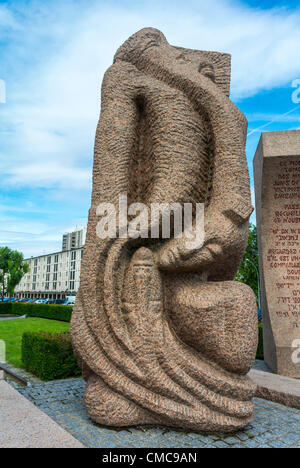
[71, 28, 258, 432]
[254, 130, 300, 379]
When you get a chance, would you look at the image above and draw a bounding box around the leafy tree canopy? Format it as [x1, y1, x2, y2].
[0, 247, 29, 300]
[235, 223, 260, 304]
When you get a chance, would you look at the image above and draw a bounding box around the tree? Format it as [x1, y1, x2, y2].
[0, 247, 11, 301]
[0, 247, 29, 300]
[235, 223, 260, 304]
[7, 251, 29, 299]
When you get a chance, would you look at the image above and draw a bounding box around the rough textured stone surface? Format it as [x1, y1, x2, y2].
[250, 368, 300, 410]
[71, 28, 258, 433]
[254, 130, 300, 378]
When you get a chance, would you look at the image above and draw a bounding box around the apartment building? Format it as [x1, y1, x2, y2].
[14, 228, 86, 300]
[62, 227, 86, 251]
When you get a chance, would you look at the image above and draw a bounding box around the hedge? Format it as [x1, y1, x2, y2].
[0, 302, 72, 322]
[2, 301, 265, 361]
[0, 302, 12, 314]
[22, 332, 81, 381]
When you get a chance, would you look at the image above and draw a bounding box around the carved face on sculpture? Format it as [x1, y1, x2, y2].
[198, 61, 216, 82]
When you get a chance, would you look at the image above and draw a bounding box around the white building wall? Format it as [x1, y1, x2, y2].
[14, 247, 84, 300]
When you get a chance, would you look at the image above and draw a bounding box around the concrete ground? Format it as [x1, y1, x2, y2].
[14, 377, 300, 448]
[0, 380, 84, 448]
[0, 315, 26, 321]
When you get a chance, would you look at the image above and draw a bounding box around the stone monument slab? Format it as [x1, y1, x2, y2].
[254, 130, 300, 378]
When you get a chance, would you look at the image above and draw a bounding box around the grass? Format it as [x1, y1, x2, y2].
[0, 317, 70, 368]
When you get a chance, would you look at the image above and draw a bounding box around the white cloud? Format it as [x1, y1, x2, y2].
[0, 212, 87, 258]
[1, 0, 300, 255]
[247, 111, 300, 123]
[0, 4, 16, 30]
[2, 0, 300, 190]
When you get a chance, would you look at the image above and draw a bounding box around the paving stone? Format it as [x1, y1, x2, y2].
[16, 378, 300, 448]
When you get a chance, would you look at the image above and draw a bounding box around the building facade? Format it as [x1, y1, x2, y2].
[14, 228, 86, 300]
[62, 227, 86, 251]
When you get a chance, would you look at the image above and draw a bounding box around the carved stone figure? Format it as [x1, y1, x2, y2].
[70, 28, 258, 433]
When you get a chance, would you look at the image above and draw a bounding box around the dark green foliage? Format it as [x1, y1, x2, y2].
[0, 247, 29, 300]
[0, 302, 72, 322]
[22, 332, 81, 381]
[235, 223, 259, 301]
[0, 302, 13, 314]
[256, 322, 264, 360]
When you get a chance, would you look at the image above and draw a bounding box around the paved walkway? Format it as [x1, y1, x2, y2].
[0, 316, 22, 321]
[0, 380, 84, 448]
[15, 378, 300, 448]
[2, 361, 43, 385]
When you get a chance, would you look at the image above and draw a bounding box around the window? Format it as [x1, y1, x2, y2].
[81, 250, 84, 258]
[34, 259, 38, 266]
[53, 283, 57, 290]
[71, 251, 76, 261]
[46, 274, 50, 282]
[70, 271, 75, 280]
[47, 265, 51, 273]
[45, 283, 49, 290]
[47, 256, 51, 264]
[32, 284, 36, 290]
[71, 261, 76, 270]
[54, 254, 59, 263]
[53, 273, 58, 281]
[54, 264, 58, 272]
[33, 275, 37, 283]
[69, 281, 75, 290]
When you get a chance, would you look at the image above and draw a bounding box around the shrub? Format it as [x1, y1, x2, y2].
[0, 302, 72, 322]
[13, 303, 72, 322]
[22, 331, 80, 381]
[0, 302, 12, 314]
[256, 322, 264, 360]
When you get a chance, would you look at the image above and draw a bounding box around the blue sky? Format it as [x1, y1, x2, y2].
[0, 0, 300, 257]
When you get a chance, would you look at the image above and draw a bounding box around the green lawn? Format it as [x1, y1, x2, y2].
[0, 317, 69, 368]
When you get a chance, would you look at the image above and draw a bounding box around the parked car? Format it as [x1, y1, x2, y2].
[64, 296, 76, 306]
[64, 300, 75, 306]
